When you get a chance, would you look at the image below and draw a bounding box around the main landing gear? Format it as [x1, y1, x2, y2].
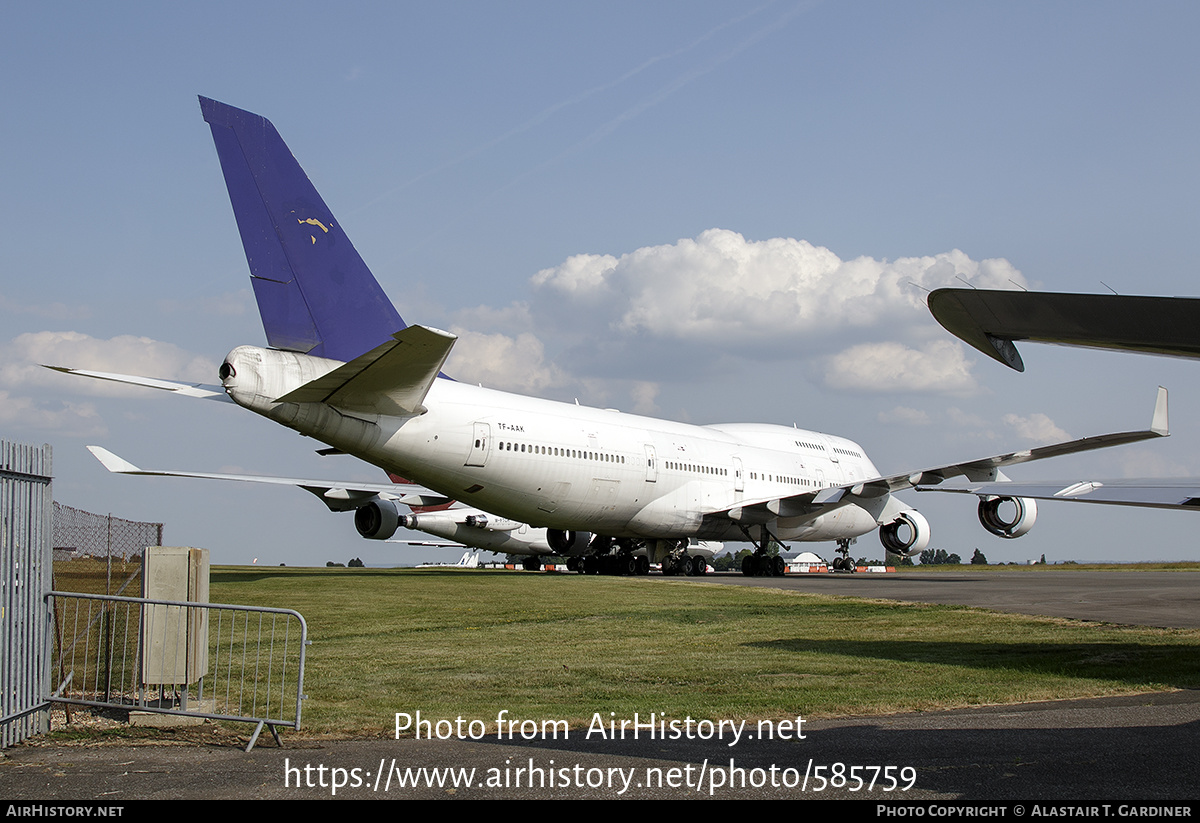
[568, 538, 655, 576]
[661, 547, 708, 577]
[738, 526, 787, 577]
[564, 538, 708, 576]
[830, 538, 857, 572]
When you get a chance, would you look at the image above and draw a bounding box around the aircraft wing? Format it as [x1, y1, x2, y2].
[44, 366, 234, 402]
[714, 387, 1168, 526]
[927, 288, 1200, 372]
[916, 478, 1200, 511]
[87, 446, 452, 512]
[863, 385, 1168, 494]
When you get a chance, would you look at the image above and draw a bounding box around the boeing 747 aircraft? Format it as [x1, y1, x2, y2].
[51, 98, 1172, 576]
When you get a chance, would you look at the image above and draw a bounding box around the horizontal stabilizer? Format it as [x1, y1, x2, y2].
[275, 324, 456, 415]
[45, 366, 233, 403]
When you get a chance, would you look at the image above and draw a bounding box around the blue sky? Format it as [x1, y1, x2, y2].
[4, 2, 1199, 565]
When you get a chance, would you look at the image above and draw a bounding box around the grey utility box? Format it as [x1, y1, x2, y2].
[141, 546, 210, 685]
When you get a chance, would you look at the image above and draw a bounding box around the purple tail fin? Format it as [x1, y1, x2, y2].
[200, 97, 405, 363]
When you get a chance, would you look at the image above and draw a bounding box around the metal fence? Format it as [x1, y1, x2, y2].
[52, 502, 163, 598]
[0, 440, 53, 748]
[48, 591, 308, 750]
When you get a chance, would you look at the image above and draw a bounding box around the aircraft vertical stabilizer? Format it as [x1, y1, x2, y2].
[199, 96, 404, 362]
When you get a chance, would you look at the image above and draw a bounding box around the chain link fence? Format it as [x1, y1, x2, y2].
[52, 502, 163, 597]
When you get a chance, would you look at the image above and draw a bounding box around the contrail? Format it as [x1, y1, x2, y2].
[357, 2, 789, 212]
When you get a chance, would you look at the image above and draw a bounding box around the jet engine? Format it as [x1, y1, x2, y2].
[546, 529, 593, 556]
[878, 510, 931, 556]
[354, 499, 401, 540]
[977, 495, 1037, 539]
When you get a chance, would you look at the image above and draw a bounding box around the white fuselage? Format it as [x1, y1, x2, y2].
[221, 345, 890, 545]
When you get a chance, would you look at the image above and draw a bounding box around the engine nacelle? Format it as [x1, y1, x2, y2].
[546, 529, 593, 556]
[354, 499, 401, 540]
[878, 510, 931, 556]
[977, 496, 1038, 539]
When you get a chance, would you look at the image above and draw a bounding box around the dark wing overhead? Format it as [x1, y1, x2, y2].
[927, 289, 1200, 371]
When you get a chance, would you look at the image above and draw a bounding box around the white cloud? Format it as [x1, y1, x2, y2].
[823, 340, 978, 395]
[1002, 412, 1070, 444]
[878, 406, 932, 425]
[946, 406, 990, 430]
[629, 381, 661, 415]
[452, 302, 535, 334]
[0, 390, 106, 438]
[444, 329, 567, 393]
[1114, 447, 1194, 478]
[530, 229, 1026, 346]
[0, 331, 216, 435]
[1, 331, 216, 397]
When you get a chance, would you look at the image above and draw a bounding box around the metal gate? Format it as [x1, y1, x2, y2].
[47, 591, 308, 751]
[0, 440, 53, 748]
[1, 438, 308, 751]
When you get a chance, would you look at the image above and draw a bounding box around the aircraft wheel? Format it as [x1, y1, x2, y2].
[772, 556, 786, 576]
[637, 556, 650, 575]
[742, 556, 753, 576]
[691, 555, 707, 576]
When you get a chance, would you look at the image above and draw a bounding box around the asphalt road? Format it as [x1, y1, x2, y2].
[3, 570, 1198, 802]
[688, 568, 1200, 629]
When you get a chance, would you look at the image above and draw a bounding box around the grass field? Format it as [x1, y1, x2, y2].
[205, 566, 1200, 737]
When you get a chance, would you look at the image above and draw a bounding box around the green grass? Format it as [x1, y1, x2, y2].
[204, 566, 1200, 737]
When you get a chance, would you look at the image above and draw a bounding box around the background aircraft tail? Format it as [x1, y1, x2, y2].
[200, 96, 405, 362]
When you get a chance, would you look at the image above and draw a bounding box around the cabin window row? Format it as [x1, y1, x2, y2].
[665, 461, 728, 476]
[749, 472, 814, 487]
[496, 441, 626, 464]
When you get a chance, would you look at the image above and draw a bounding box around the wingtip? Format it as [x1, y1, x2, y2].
[1152, 386, 1169, 436]
[86, 446, 140, 474]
